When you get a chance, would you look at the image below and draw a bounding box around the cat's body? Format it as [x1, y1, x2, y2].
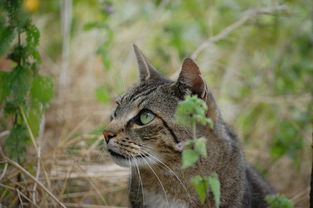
[103, 45, 273, 208]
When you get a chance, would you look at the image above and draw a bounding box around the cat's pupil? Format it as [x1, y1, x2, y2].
[139, 111, 155, 125]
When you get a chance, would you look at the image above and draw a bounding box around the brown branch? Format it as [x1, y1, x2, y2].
[191, 5, 288, 58]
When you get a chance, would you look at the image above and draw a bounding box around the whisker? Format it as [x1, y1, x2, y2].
[140, 148, 191, 200]
[133, 158, 145, 207]
[141, 156, 170, 208]
[127, 158, 132, 197]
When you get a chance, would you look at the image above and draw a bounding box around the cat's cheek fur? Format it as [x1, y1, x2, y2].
[144, 191, 188, 208]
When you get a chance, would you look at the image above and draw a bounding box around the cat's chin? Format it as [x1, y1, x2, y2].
[110, 156, 131, 167]
[107, 149, 156, 167]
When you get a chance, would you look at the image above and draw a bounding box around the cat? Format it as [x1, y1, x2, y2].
[103, 45, 274, 208]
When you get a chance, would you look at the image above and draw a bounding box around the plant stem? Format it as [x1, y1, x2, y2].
[192, 121, 196, 140]
[19, 106, 39, 153]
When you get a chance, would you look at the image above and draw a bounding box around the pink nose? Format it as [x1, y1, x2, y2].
[103, 130, 116, 143]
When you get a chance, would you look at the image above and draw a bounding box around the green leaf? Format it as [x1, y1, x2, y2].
[9, 66, 32, 103]
[182, 149, 199, 168]
[4, 100, 18, 114]
[27, 102, 42, 137]
[174, 95, 212, 127]
[26, 24, 40, 48]
[190, 175, 209, 204]
[30, 75, 54, 104]
[95, 86, 110, 104]
[184, 140, 193, 147]
[0, 71, 10, 103]
[25, 24, 41, 62]
[205, 118, 214, 128]
[265, 194, 294, 208]
[0, 26, 15, 57]
[5, 124, 30, 162]
[207, 173, 221, 208]
[194, 138, 207, 157]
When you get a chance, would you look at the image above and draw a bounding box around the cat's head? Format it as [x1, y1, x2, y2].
[103, 45, 218, 167]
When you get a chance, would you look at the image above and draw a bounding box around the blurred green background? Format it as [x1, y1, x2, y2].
[0, 0, 312, 207]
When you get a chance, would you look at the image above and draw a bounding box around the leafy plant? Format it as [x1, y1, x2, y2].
[182, 138, 207, 169]
[0, 0, 54, 162]
[191, 173, 221, 206]
[265, 194, 294, 208]
[174, 95, 213, 130]
[174, 95, 220, 206]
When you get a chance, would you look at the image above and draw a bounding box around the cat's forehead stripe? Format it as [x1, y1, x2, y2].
[121, 85, 158, 105]
[128, 86, 158, 103]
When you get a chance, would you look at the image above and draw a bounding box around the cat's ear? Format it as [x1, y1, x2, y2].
[176, 58, 208, 99]
[133, 44, 165, 82]
[176, 58, 219, 128]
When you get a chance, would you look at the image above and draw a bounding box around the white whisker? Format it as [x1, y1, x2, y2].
[133, 158, 145, 206]
[141, 156, 169, 208]
[140, 148, 191, 200]
[127, 159, 132, 197]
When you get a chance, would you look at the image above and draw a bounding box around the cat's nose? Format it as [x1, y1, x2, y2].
[103, 130, 116, 143]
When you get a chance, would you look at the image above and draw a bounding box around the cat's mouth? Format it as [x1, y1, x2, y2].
[108, 149, 149, 160]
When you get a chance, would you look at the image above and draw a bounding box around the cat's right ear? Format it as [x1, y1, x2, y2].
[133, 44, 165, 82]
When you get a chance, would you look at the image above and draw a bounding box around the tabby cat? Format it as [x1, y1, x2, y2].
[103, 45, 273, 208]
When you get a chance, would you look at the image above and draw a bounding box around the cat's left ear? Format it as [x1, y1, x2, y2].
[176, 58, 208, 100]
[133, 44, 166, 82]
[175, 58, 219, 128]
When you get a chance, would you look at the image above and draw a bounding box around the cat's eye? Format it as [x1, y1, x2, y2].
[138, 110, 155, 125]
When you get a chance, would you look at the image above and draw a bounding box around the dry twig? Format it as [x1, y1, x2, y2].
[0, 147, 67, 208]
[191, 5, 288, 58]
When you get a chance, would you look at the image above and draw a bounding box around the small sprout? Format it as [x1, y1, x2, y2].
[265, 194, 294, 208]
[191, 175, 209, 204]
[174, 95, 220, 206]
[207, 173, 221, 208]
[174, 95, 213, 128]
[181, 138, 207, 169]
[194, 137, 207, 158]
[182, 149, 199, 169]
[190, 173, 221, 207]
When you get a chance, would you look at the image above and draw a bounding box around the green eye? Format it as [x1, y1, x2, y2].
[139, 110, 155, 125]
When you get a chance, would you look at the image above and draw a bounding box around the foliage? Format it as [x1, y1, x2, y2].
[174, 95, 214, 128]
[190, 175, 210, 204]
[0, 0, 53, 162]
[174, 95, 220, 206]
[95, 85, 111, 104]
[207, 173, 221, 208]
[182, 138, 207, 169]
[265, 194, 294, 208]
[175, 95, 213, 168]
[191, 174, 221, 207]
